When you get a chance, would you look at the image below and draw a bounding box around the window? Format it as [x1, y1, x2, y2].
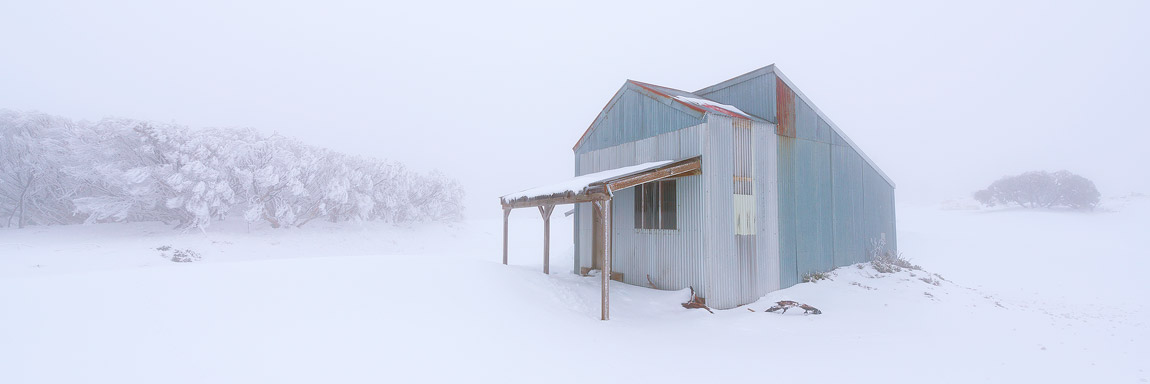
[634, 180, 677, 230]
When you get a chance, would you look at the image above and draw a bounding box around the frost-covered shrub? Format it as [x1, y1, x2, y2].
[974, 170, 1100, 210]
[869, 237, 919, 273]
[802, 271, 832, 283]
[156, 246, 201, 262]
[170, 249, 201, 263]
[67, 119, 234, 228]
[0, 109, 466, 229]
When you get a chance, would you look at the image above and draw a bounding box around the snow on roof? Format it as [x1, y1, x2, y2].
[630, 80, 758, 121]
[501, 160, 673, 202]
[672, 96, 751, 119]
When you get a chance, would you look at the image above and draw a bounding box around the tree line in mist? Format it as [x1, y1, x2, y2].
[0, 110, 464, 229]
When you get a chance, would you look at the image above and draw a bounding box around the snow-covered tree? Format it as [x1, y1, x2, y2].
[0, 110, 78, 227]
[1052, 170, 1101, 210]
[0, 109, 465, 229]
[974, 170, 1100, 210]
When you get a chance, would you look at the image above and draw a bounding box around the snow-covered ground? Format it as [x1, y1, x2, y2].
[1, 198, 1147, 383]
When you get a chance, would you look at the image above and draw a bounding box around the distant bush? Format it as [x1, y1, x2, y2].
[974, 171, 1100, 210]
[0, 109, 464, 229]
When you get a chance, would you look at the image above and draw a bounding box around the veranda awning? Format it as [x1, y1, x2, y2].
[497, 156, 701, 321]
[499, 156, 701, 209]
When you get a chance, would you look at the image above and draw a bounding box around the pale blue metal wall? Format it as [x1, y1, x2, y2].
[696, 71, 778, 122]
[753, 120, 782, 296]
[775, 137, 799, 288]
[697, 65, 897, 289]
[575, 82, 706, 155]
[831, 133, 867, 266]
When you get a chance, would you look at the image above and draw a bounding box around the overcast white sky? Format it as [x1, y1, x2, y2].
[2, 0, 1147, 218]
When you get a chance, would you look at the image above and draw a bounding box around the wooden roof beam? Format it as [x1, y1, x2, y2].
[602, 157, 701, 192]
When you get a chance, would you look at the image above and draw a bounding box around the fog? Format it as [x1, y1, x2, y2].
[3, 0, 1147, 218]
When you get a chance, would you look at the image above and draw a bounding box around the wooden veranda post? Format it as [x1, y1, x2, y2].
[502, 207, 510, 265]
[599, 199, 612, 320]
[539, 204, 555, 274]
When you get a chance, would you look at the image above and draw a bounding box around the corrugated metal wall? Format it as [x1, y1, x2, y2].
[775, 76, 796, 138]
[573, 123, 709, 298]
[576, 83, 706, 155]
[695, 72, 778, 122]
[863, 162, 897, 255]
[753, 120, 781, 295]
[702, 114, 740, 309]
[793, 138, 834, 279]
[776, 136, 799, 288]
[699, 65, 897, 289]
[831, 134, 867, 266]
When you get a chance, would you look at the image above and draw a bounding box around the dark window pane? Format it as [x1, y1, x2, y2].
[660, 180, 676, 229]
[643, 182, 659, 229]
[634, 184, 643, 229]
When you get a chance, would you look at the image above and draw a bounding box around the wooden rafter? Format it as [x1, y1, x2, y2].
[599, 157, 701, 192]
[500, 191, 609, 210]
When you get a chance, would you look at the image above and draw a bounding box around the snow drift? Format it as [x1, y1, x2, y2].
[0, 198, 1146, 383]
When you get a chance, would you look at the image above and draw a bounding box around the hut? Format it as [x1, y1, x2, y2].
[501, 64, 896, 320]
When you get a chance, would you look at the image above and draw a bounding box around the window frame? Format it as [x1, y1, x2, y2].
[633, 179, 677, 231]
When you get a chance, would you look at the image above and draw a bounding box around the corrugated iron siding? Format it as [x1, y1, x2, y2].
[776, 136, 799, 288]
[816, 117, 833, 144]
[795, 97, 818, 141]
[700, 115, 781, 309]
[753, 120, 781, 294]
[719, 72, 892, 288]
[702, 114, 739, 309]
[795, 139, 835, 278]
[779, 129, 880, 288]
[832, 127, 850, 147]
[576, 84, 705, 155]
[573, 123, 709, 298]
[775, 76, 796, 137]
[863, 162, 897, 254]
[694, 72, 777, 122]
[831, 141, 866, 265]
